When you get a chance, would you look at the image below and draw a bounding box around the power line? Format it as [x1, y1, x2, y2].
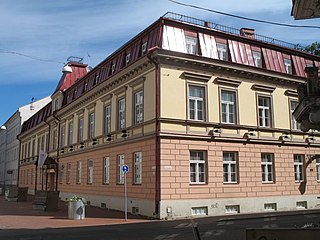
[168, 0, 320, 29]
[0, 48, 65, 64]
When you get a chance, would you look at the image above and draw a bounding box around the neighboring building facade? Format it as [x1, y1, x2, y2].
[19, 13, 320, 219]
[291, 0, 320, 20]
[0, 96, 51, 189]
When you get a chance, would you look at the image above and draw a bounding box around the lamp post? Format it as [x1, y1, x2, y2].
[1, 125, 7, 190]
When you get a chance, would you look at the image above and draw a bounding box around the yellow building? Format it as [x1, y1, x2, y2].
[19, 13, 320, 219]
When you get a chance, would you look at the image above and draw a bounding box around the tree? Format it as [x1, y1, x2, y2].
[304, 42, 320, 56]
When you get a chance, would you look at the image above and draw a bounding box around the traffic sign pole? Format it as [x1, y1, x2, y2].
[124, 171, 127, 221]
[122, 164, 129, 221]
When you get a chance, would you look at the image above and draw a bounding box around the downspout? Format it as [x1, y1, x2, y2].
[44, 118, 52, 191]
[147, 49, 161, 217]
[52, 113, 61, 192]
[16, 133, 22, 188]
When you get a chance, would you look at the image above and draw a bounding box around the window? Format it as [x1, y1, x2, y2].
[225, 205, 240, 213]
[78, 116, 84, 143]
[59, 166, 64, 184]
[284, 58, 293, 74]
[221, 90, 236, 124]
[261, 153, 274, 183]
[126, 53, 131, 65]
[189, 86, 205, 121]
[223, 152, 238, 183]
[294, 154, 304, 182]
[61, 126, 66, 147]
[290, 101, 300, 130]
[104, 105, 111, 135]
[87, 160, 93, 184]
[217, 43, 228, 61]
[258, 96, 272, 127]
[111, 63, 116, 74]
[88, 112, 95, 139]
[189, 151, 206, 184]
[76, 160, 82, 184]
[103, 157, 110, 184]
[316, 158, 320, 181]
[264, 203, 277, 211]
[134, 91, 143, 124]
[52, 129, 57, 150]
[185, 35, 198, 55]
[252, 51, 262, 67]
[141, 42, 147, 55]
[68, 120, 73, 145]
[66, 163, 71, 184]
[296, 201, 307, 209]
[191, 207, 208, 216]
[117, 155, 125, 184]
[118, 98, 126, 129]
[133, 152, 142, 184]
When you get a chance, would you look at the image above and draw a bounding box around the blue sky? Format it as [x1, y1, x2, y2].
[1, 0, 320, 125]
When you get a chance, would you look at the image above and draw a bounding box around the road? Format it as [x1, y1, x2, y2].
[1, 211, 319, 240]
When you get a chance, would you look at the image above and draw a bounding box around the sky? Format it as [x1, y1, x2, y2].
[0, 0, 320, 125]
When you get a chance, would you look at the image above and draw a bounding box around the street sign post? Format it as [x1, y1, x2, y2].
[122, 164, 129, 221]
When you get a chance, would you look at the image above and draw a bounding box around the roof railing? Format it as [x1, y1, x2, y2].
[163, 12, 301, 50]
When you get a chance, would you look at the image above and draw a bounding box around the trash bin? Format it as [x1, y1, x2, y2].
[68, 200, 85, 220]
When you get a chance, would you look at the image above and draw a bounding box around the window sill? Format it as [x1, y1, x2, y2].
[262, 181, 275, 184]
[189, 182, 207, 185]
[223, 182, 238, 184]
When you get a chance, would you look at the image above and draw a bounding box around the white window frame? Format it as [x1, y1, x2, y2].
[185, 35, 198, 55]
[264, 203, 277, 211]
[68, 120, 73, 145]
[61, 125, 66, 147]
[261, 153, 274, 183]
[316, 158, 320, 182]
[225, 205, 240, 214]
[290, 101, 300, 130]
[223, 152, 238, 183]
[142, 42, 147, 55]
[103, 157, 110, 184]
[258, 96, 272, 127]
[78, 116, 84, 143]
[284, 58, 293, 74]
[189, 151, 206, 184]
[252, 51, 262, 67]
[294, 154, 304, 182]
[217, 43, 228, 61]
[221, 90, 236, 124]
[188, 85, 205, 121]
[87, 159, 93, 184]
[104, 105, 111, 135]
[88, 112, 95, 139]
[134, 90, 143, 125]
[76, 160, 82, 184]
[133, 152, 142, 184]
[117, 155, 125, 184]
[191, 206, 208, 216]
[118, 98, 126, 130]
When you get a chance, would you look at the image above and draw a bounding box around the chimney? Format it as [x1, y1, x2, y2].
[240, 28, 255, 39]
[204, 21, 211, 28]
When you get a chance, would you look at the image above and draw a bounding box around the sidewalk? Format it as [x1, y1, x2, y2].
[0, 195, 148, 230]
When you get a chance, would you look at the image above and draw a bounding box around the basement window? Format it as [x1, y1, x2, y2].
[191, 206, 208, 216]
[225, 205, 240, 214]
[296, 201, 307, 209]
[264, 203, 277, 211]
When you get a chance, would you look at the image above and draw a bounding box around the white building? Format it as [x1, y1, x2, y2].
[0, 96, 51, 189]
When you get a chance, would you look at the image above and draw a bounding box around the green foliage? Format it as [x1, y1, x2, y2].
[67, 195, 86, 203]
[304, 42, 320, 56]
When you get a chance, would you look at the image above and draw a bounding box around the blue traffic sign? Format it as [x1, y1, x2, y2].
[122, 164, 129, 173]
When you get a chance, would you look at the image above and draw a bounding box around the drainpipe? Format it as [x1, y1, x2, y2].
[17, 134, 21, 188]
[52, 113, 61, 192]
[147, 49, 161, 217]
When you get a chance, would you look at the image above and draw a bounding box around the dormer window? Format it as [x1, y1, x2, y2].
[284, 58, 292, 74]
[185, 35, 198, 55]
[111, 63, 116, 74]
[217, 43, 228, 61]
[142, 42, 147, 55]
[252, 51, 262, 68]
[126, 53, 131, 65]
